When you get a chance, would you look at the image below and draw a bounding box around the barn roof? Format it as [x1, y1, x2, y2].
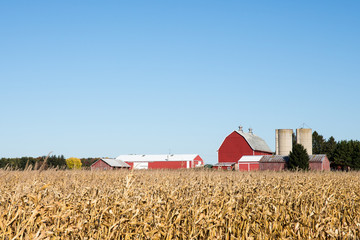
[98, 158, 131, 168]
[116, 154, 199, 162]
[260, 155, 289, 163]
[235, 130, 272, 153]
[260, 155, 328, 163]
[309, 154, 327, 162]
[238, 155, 263, 162]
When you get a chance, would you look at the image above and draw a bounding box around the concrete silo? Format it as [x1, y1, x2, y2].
[296, 128, 312, 155]
[275, 129, 293, 155]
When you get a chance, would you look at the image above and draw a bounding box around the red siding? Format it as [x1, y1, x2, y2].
[321, 157, 330, 171]
[148, 161, 187, 169]
[218, 131, 271, 163]
[126, 162, 134, 169]
[260, 162, 286, 171]
[91, 159, 113, 170]
[125, 155, 204, 170]
[238, 163, 259, 171]
[192, 155, 204, 168]
[310, 157, 330, 171]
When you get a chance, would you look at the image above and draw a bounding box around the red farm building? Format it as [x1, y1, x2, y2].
[215, 127, 273, 170]
[91, 158, 131, 170]
[258, 154, 330, 171]
[115, 154, 204, 170]
[238, 155, 263, 171]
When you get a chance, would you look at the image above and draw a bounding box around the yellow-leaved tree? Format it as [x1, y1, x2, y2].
[66, 157, 82, 170]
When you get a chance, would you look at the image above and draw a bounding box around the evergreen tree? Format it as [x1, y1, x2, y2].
[312, 131, 325, 154]
[324, 136, 337, 161]
[287, 143, 310, 170]
[332, 140, 353, 169]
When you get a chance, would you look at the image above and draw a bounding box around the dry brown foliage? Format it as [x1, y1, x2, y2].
[0, 169, 359, 239]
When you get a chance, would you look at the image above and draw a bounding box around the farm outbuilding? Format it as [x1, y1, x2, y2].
[309, 155, 330, 171]
[238, 155, 263, 171]
[213, 162, 236, 170]
[218, 127, 273, 167]
[91, 158, 130, 170]
[258, 155, 330, 171]
[259, 155, 288, 171]
[115, 154, 204, 170]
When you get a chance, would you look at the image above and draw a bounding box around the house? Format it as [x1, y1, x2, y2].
[115, 154, 204, 170]
[217, 126, 273, 169]
[91, 158, 130, 170]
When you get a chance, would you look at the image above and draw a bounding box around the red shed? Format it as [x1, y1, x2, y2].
[116, 154, 204, 170]
[238, 155, 263, 171]
[259, 155, 287, 171]
[309, 155, 330, 171]
[91, 158, 130, 170]
[259, 155, 330, 171]
[218, 127, 273, 167]
[213, 162, 235, 170]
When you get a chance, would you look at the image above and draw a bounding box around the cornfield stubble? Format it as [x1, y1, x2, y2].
[0, 169, 359, 239]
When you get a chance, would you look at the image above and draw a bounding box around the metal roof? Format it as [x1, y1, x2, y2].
[260, 155, 327, 163]
[309, 154, 327, 162]
[116, 154, 199, 162]
[235, 131, 272, 153]
[238, 155, 264, 162]
[100, 158, 131, 168]
[260, 155, 289, 163]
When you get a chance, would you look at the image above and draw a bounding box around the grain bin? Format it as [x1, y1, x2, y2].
[275, 129, 293, 155]
[296, 128, 312, 155]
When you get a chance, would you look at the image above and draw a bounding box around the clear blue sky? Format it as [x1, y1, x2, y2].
[1, 1, 359, 163]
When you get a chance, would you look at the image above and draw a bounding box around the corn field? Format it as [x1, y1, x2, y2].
[0, 169, 359, 239]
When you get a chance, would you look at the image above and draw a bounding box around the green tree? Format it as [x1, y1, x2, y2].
[287, 143, 310, 170]
[332, 140, 353, 169]
[312, 131, 325, 154]
[324, 136, 337, 161]
[66, 157, 82, 169]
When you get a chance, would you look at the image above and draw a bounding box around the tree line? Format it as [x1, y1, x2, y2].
[0, 156, 99, 170]
[313, 131, 360, 170]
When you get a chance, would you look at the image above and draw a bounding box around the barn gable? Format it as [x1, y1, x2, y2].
[235, 130, 272, 153]
[91, 158, 130, 170]
[218, 128, 272, 163]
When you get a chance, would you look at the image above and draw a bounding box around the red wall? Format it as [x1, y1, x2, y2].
[193, 155, 204, 167]
[148, 161, 187, 169]
[322, 157, 330, 171]
[218, 131, 271, 163]
[91, 160, 113, 170]
[259, 162, 286, 171]
[238, 163, 260, 171]
[124, 155, 204, 170]
[310, 157, 330, 171]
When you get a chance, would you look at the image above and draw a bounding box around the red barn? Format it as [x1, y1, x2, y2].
[91, 158, 130, 170]
[217, 127, 273, 169]
[116, 154, 204, 170]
